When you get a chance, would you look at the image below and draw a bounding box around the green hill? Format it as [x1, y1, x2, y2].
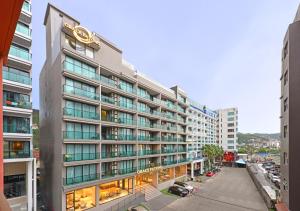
[237, 132, 280, 144]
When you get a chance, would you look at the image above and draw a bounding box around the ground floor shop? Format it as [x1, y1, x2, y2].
[64, 164, 188, 210]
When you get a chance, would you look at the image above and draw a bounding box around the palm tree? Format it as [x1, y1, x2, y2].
[202, 145, 214, 171]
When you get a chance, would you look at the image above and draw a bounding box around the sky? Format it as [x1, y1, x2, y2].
[31, 0, 300, 133]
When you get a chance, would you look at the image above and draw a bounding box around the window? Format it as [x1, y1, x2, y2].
[65, 35, 94, 58]
[65, 56, 96, 79]
[284, 125, 288, 138]
[284, 98, 288, 112]
[66, 164, 97, 184]
[4, 174, 26, 199]
[227, 140, 234, 144]
[227, 111, 235, 116]
[283, 152, 288, 165]
[119, 79, 134, 94]
[284, 71, 288, 85]
[227, 146, 234, 150]
[227, 134, 234, 138]
[227, 117, 234, 121]
[228, 129, 235, 133]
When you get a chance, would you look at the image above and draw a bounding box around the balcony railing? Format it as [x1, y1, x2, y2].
[161, 148, 177, 154]
[137, 108, 160, 116]
[138, 163, 161, 170]
[63, 173, 100, 186]
[118, 85, 137, 95]
[63, 131, 100, 140]
[138, 122, 160, 129]
[161, 137, 177, 142]
[15, 23, 31, 38]
[4, 150, 31, 159]
[3, 123, 31, 134]
[161, 125, 177, 131]
[161, 113, 177, 120]
[177, 137, 186, 142]
[102, 116, 136, 126]
[177, 148, 187, 153]
[138, 136, 160, 142]
[63, 61, 99, 81]
[178, 158, 189, 163]
[162, 160, 177, 166]
[3, 70, 31, 85]
[63, 153, 100, 162]
[64, 85, 99, 100]
[63, 107, 100, 120]
[117, 101, 136, 111]
[101, 151, 136, 159]
[9, 45, 31, 61]
[138, 150, 160, 156]
[3, 99, 32, 109]
[102, 134, 136, 141]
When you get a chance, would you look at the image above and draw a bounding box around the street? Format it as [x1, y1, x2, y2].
[158, 167, 268, 211]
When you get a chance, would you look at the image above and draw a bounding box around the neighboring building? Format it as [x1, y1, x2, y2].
[40, 4, 189, 210]
[277, 4, 300, 211]
[216, 108, 238, 152]
[186, 100, 217, 177]
[1, 0, 37, 210]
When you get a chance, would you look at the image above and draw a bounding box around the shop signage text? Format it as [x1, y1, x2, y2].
[64, 23, 100, 46]
[137, 166, 162, 174]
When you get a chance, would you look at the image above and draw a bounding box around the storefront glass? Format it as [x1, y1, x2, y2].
[175, 165, 186, 177]
[158, 168, 173, 183]
[66, 186, 96, 211]
[99, 178, 133, 204]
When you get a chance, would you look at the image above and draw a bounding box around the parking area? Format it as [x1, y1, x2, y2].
[158, 167, 268, 211]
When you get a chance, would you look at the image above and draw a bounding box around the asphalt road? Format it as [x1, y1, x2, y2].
[159, 167, 268, 211]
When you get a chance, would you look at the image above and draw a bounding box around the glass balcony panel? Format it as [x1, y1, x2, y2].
[9, 45, 31, 61]
[3, 69, 31, 85]
[63, 85, 99, 100]
[64, 153, 99, 162]
[4, 150, 31, 159]
[63, 61, 99, 81]
[3, 122, 31, 134]
[63, 131, 100, 140]
[22, 1, 31, 12]
[64, 174, 100, 185]
[15, 23, 31, 37]
[63, 107, 99, 120]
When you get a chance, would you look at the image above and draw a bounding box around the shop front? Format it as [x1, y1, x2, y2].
[66, 186, 96, 211]
[99, 177, 133, 205]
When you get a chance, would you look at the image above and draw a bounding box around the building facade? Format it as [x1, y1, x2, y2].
[279, 4, 300, 211]
[2, 0, 36, 210]
[216, 108, 238, 152]
[186, 100, 217, 177]
[40, 4, 189, 211]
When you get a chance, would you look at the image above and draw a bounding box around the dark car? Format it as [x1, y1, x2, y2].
[168, 186, 189, 197]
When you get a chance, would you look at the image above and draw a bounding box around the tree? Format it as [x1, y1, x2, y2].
[202, 145, 222, 171]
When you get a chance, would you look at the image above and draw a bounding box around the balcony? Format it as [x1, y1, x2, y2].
[138, 122, 160, 129]
[161, 113, 177, 121]
[177, 137, 186, 142]
[137, 108, 160, 116]
[3, 70, 31, 85]
[9, 45, 31, 62]
[118, 85, 137, 95]
[138, 163, 160, 170]
[101, 151, 136, 159]
[102, 167, 137, 179]
[138, 136, 160, 142]
[63, 60, 99, 81]
[3, 123, 31, 134]
[178, 158, 189, 163]
[63, 131, 100, 140]
[162, 160, 177, 166]
[63, 107, 100, 120]
[177, 148, 187, 153]
[102, 134, 136, 141]
[161, 137, 177, 142]
[63, 153, 100, 162]
[63, 173, 100, 186]
[3, 99, 32, 110]
[22, 1, 31, 13]
[4, 150, 31, 159]
[100, 76, 137, 95]
[138, 149, 160, 156]
[117, 101, 136, 111]
[63, 85, 99, 101]
[161, 125, 177, 132]
[161, 148, 177, 154]
[102, 116, 136, 126]
[15, 23, 31, 38]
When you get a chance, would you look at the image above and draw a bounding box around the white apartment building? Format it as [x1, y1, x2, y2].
[217, 108, 238, 152]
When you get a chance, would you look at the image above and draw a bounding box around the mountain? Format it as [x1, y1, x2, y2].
[237, 132, 280, 144]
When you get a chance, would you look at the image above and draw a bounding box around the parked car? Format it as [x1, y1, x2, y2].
[168, 186, 189, 197]
[174, 181, 194, 193]
[274, 180, 280, 189]
[206, 171, 214, 177]
[271, 175, 280, 183]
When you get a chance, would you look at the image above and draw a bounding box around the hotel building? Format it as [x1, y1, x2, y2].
[40, 4, 189, 211]
[278, 4, 300, 211]
[2, 0, 36, 210]
[216, 108, 238, 152]
[186, 100, 217, 177]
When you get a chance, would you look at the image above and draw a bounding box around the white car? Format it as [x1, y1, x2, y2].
[174, 181, 194, 193]
[271, 175, 280, 183]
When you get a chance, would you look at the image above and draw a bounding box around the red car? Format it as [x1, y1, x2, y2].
[206, 171, 214, 177]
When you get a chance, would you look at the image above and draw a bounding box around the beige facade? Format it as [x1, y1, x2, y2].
[40, 4, 189, 211]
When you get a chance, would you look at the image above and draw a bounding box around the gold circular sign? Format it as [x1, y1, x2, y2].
[73, 26, 93, 44]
